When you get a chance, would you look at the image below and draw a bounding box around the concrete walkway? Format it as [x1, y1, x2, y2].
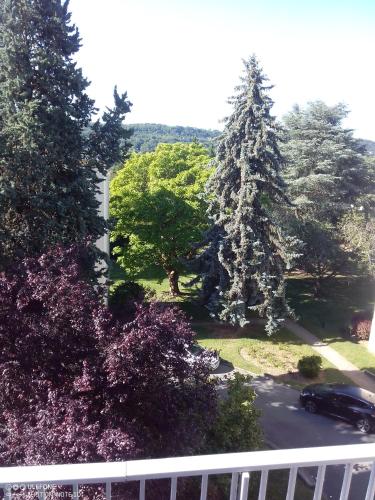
[284, 319, 375, 393]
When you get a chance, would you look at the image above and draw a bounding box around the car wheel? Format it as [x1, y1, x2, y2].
[356, 417, 371, 433]
[305, 400, 318, 413]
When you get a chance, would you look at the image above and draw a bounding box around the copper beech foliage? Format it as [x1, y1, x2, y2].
[0, 244, 217, 470]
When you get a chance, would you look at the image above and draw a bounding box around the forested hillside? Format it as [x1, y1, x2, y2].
[128, 123, 220, 152]
[127, 123, 375, 156]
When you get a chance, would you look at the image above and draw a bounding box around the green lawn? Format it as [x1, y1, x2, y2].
[194, 322, 352, 389]
[109, 261, 198, 299]
[109, 261, 211, 320]
[287, 275, 375, 372]
[110, 261, 375, 380]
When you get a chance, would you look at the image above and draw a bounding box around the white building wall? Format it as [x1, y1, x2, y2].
[96, 174, 110, 257]
[95, 174, 110, 297]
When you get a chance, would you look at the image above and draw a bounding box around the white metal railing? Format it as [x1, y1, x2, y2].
[1, 443, 375, 499]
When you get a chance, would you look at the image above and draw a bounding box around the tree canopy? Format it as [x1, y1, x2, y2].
[282, 101, 375, 224]
[339, 209, 375, 277]
[192, 56, 297, 334]
[0, 0, 132, 270]
[280, 101, 375, 284]
[110, 142, 212, 295]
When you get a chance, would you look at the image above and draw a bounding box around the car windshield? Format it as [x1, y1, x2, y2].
[359, 391, 375, 405]
[315, 385, 334, 394]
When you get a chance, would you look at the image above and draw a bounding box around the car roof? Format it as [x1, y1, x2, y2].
[319, 384, 375, 403]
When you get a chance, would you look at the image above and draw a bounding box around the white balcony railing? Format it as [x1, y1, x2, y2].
[1, 443, 375, 499]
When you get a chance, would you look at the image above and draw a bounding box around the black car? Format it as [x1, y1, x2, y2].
[300, 383, 375, 433]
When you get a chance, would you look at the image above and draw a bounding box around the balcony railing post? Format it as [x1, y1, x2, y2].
[239, 472, 250, 500]
[200, 474, 208, 500]
[105, 481, 111, 500]
[229, 472, 239, 500]
[286, 467, 297, 500]
[258, 469, 269, 500]
[139, 479, 145, 500]
[37, 489, 45, 500]
[170, 476, 177, 500]
[313, 464, 326, 500]
[339, 463, 354, 500]
[365, 461, 375, 500]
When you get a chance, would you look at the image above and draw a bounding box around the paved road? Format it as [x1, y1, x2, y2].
[214, 367, 375, 499]
[253, 376, 375, 499]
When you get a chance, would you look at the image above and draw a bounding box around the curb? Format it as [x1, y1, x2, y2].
[364, 369, 375, 380]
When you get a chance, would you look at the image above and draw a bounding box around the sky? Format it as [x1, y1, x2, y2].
[69, 0, 375, 140]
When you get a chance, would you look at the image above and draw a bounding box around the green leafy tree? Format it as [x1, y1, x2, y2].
[282, 101, 375, 224]
[339, 209, 375, 277]
[110, 142, 212, 295]
[279, 102, 375, 287]
[0, 0, 132, 269]
[205, 373, 262, 454]
[192, 56, 297, 334]
[201, 373, 262, 499]
[294, 221, 349, 295]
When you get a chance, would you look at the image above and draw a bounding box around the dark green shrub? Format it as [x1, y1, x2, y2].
[298, 355, 322, 378]
[109, 280, 146, 304]
[109, 280, 155, 320]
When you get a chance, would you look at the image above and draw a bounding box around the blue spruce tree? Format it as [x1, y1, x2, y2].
[195, 56, 297, 334]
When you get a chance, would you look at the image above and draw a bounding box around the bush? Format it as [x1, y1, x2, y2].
[109, 280, 155, 320]
[298, 355, 322, 378]
[204, 373, 262, 454]
[350, 311, 372, 340]
[202, 373, 262, 499]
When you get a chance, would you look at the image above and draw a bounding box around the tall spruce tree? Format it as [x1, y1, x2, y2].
[194, 56, 297, 334]
[0, 0, 132, 269]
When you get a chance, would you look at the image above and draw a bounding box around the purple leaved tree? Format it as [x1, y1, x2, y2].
[0, 244, 217, 477]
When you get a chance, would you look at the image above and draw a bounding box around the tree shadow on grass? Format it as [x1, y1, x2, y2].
[286, 275, 374, 336]
[154, 299, 212, 322]
[270, 366, 375, 392]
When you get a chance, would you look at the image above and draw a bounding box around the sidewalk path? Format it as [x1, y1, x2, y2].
[284, 319, 375, 393]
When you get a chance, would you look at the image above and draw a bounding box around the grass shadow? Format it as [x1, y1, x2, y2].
[271, 367, 361, 390]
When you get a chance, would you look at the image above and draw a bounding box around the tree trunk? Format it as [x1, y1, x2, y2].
[168, 270, 181, 296]
[313, 278, 322, 297]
